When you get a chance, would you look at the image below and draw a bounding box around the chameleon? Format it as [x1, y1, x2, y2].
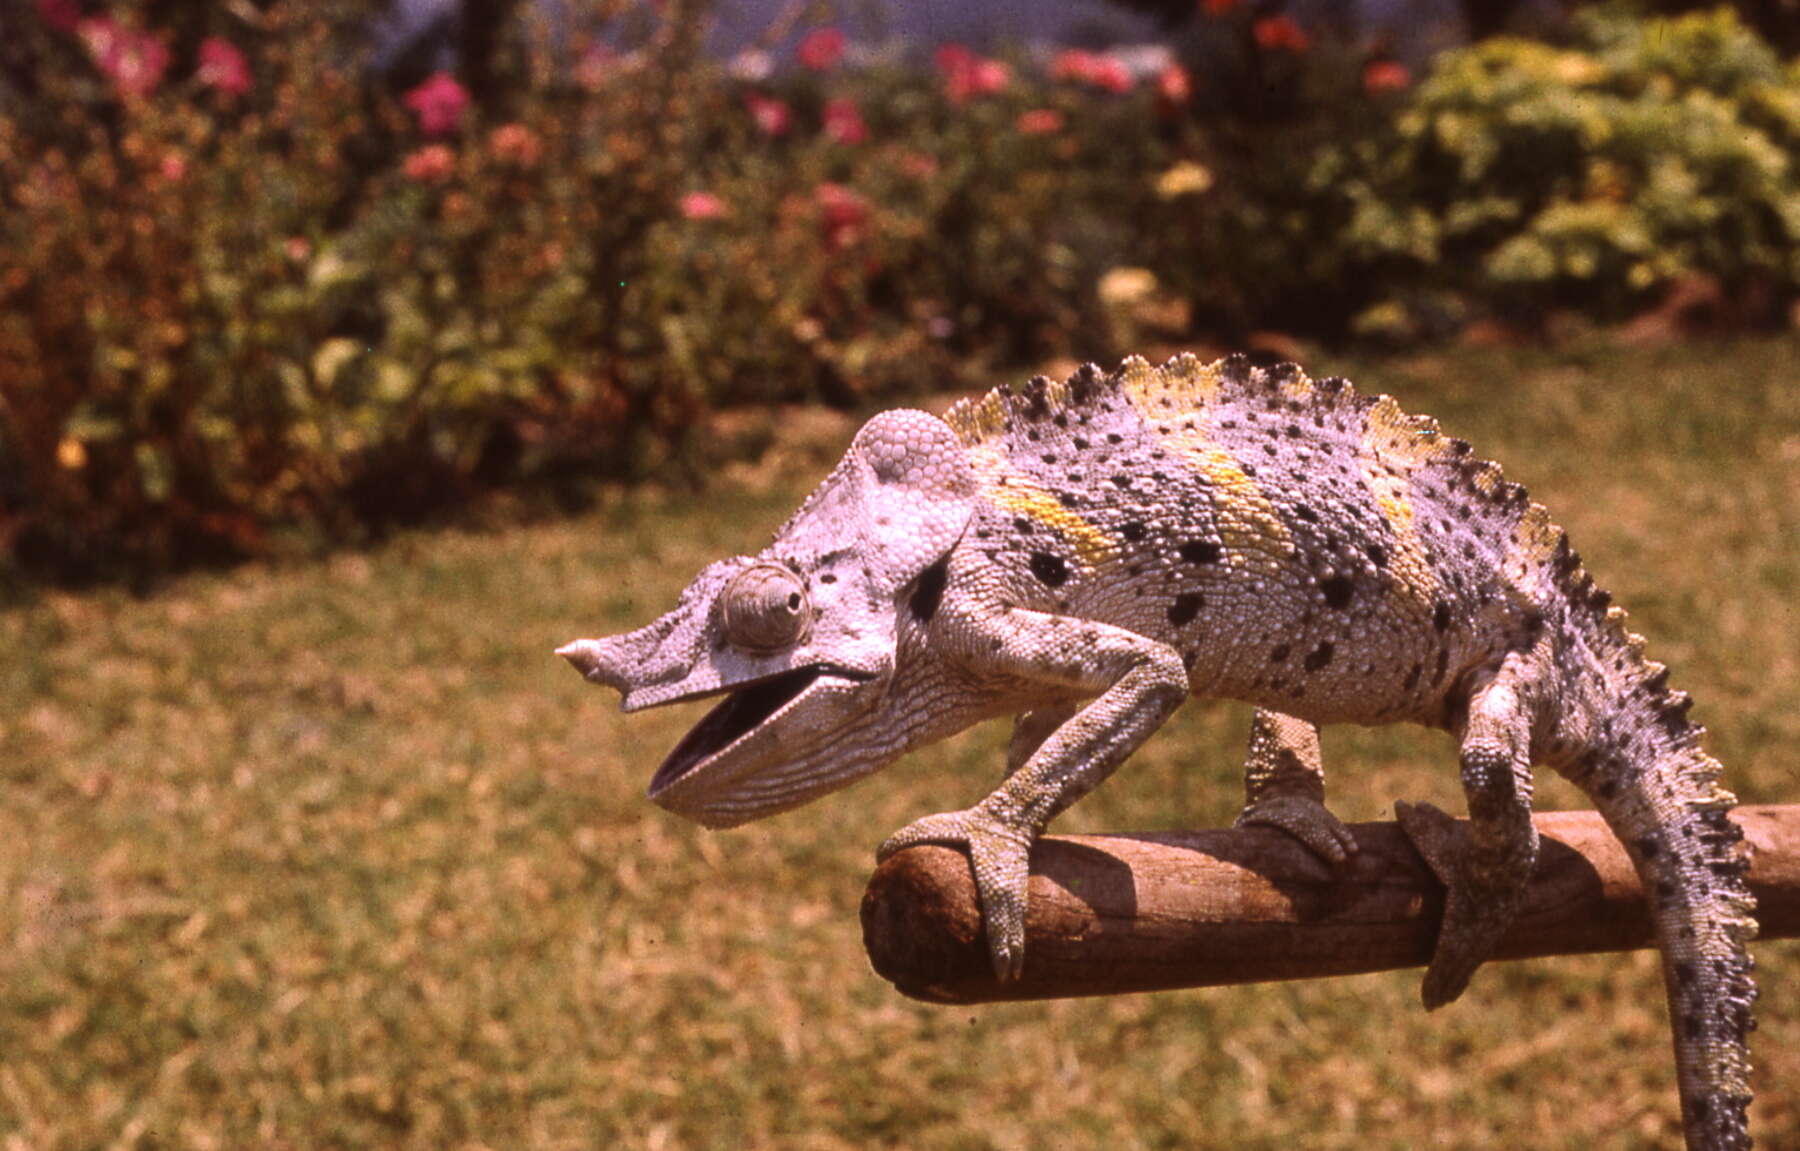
[557, 355, 1757, 1150]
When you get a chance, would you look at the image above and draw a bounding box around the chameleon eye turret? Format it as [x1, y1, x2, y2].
[721, 564, 812, 653]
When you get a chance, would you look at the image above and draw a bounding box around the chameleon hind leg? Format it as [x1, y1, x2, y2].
[1396, 652, 1544, 1010]
[1234, 710, 1358, 866]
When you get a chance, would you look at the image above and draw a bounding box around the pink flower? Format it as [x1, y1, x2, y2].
[80, 18, 170, 99]
[157, 151, 186, 182]
[488, 123, 542, 166]
[745, 92, 791, 137]
[36, 0, 81, 33]
[197, 36, 251, 97]
[1015, 108, 1063, 135]
[815, 182, 868, 248]
[402, 144, 457, 184]
[1156, 63, 1192, 106]
[284, 236, 312, 263]
[1052, 49, 1130, 93]
[1253, 15, 1310, 54]
[679, 191, 729, 220]
[934, 44, 974, 78]
[1362, 59, 1411, 94]
[575, 43, 614, 92]
[938, 46, 1009, 103]
[403, 71, 470, 136]
[796, 27, 845, 71]
[822, 98, 868, 146]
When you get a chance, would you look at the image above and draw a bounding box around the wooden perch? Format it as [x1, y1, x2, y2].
[861, 804, 1800, 1005]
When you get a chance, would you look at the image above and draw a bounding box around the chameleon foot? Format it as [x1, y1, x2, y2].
[878, 804, 1034, 982]
[1395, 799, 1530, 1011]
[1236, 794, 1358, 867]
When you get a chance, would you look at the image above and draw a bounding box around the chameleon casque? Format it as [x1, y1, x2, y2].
[558, 355, 1757, 1149]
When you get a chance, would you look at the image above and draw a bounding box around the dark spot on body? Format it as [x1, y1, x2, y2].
[1013, 517, 1034, 533]
[1433, 602, 1452, 632]
[1121, 522, 1146, 542]
[1636, 836, 1661, 859]
[909, 557, 949, 623]
[1319, 576, 1354, 609]
[1029, 552, 1070, 587]
[1403, 662, 1422, 689]
[1269, 644, 1291, 663]
[1167, 593, 1204, 627]
[1366, 543, 1388, 567]
[1303, 642, 1335, 671]
[1111, 475, 1131, 488]
[1057, 492, 1079, 509]
[1180, 541, 1222, 564]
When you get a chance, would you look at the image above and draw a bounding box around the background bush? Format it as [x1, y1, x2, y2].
[1, 2, 1795, 582]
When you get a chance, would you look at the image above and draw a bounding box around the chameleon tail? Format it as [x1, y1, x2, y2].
[1578, 694, 1757, 1150]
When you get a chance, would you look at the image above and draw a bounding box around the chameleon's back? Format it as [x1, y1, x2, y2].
[943, 354, 1552, 727]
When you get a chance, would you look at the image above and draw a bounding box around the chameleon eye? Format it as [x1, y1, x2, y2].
[721, 564, 812, 653]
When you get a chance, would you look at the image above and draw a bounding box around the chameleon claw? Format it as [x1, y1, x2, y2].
[1236, 794, 1359, 867]
[880, 805, 1035, 983]
[1395, 799, 1527, 1011]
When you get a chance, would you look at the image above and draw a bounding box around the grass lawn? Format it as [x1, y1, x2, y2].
[3, 339, 1797, 1150]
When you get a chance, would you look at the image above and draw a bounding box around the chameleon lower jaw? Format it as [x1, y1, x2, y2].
[648, 663, 875, 795]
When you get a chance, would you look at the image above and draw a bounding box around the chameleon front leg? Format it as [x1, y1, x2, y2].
[1234, 710, 1358, 866]
[877, 608, 1189, 981]
[1005, 701, 1081, 778]
[1395, 652, 1543, 1010]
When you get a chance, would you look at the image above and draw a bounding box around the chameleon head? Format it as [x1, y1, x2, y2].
[557, 410, 976, 827]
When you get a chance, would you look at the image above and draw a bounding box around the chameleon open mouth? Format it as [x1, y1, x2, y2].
[649, 664, 871, 794]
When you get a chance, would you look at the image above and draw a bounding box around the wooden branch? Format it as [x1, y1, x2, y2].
[861, 805, 1800, 1005]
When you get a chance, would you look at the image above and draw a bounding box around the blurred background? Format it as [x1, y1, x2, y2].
[2, 2, 1798, 1148]
[3, 0, 1798, 583]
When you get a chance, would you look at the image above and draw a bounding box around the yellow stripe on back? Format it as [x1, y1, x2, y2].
[970, 447, 1118, 569]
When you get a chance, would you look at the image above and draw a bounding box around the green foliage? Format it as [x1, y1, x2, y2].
[1334, 6, 1800, 333]
[2, 2, 1797, 581]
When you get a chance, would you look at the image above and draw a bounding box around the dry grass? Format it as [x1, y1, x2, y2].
[2, 339, 1797, 1150]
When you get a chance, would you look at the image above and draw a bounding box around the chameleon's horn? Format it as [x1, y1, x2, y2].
[556, 637, 631, 691]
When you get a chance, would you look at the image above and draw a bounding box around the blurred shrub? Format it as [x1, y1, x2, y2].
[0, 2, 1795, 582]
[1329, 5, 1800, 335]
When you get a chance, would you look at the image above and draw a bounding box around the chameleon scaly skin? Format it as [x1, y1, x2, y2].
[559, 355, 1757, 1150]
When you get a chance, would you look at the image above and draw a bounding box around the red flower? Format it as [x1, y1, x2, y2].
[934, 44, 975, 78]
[403, 71, 470, 136]
[575, 42, 614, 92]
[1051, 49, 1130, 93]
[403, 144, 457, 184]
[823, 98, 868, 145]
[1051, 49, 1097, 82]
[679, 191, 729, 220]
[80, 18, 170, 99]
[815, 182, 868, 248]
[1362, 59, 1411, 94]
[1253, 15, 1310, 54]
[1015, 108, 1063, 135]
[797, 27, 845, 71]
[197, 36, 251, 97]
[745, 93, 791, 137]
[1156, 63, 1192, 106]
[35, 0, 81, 33]
[935, 44, 1008, 102]
[1201, 0, 1239, 14]
[488, 123, 542, 166]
